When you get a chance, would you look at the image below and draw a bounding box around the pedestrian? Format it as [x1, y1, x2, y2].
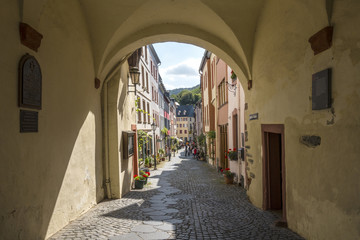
[193, 147, 197, 158]
[167, 146, 171, 161]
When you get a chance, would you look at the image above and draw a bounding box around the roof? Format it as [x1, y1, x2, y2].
[176, 105, 195, 117]
[198, 50, 211, 73]
[148, 44, 161, 65]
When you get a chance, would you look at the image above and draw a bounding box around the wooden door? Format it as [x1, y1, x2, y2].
[261, 124, 286, 221]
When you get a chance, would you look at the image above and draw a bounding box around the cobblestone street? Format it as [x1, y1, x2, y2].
[50, 150, 304, 240]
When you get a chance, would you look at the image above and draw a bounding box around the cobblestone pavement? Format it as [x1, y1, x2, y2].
[50, 150, 304, 240]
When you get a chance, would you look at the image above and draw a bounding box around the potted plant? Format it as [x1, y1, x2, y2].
[227, 148, 238, 161]
[158, 148, 165, 161]
[140, 170, 150, 184]
[144, 156, 153, 167]
[230, 70, 237, 80]
[134, 175, 146, 189]
[221, 168, 235, 184]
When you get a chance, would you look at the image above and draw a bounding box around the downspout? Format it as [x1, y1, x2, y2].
[103, 81, 112, 199]
[102, 55, 132, 199]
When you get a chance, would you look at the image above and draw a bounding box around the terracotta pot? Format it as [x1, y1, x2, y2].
[225, 176, 234, 184]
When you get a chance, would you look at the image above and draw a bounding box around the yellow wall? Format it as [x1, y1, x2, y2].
[245, 1, 360, 239]
[0, 1, 135, 239]
[0, 1, 102, 239]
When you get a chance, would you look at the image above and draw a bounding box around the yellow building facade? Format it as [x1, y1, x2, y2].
[0, 1, 359, 239]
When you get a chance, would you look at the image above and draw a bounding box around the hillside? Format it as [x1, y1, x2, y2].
[169, 84, 200, 96]
[170, 84, 201, 105]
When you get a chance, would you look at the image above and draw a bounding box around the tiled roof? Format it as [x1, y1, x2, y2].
[176, 105, 195, 117]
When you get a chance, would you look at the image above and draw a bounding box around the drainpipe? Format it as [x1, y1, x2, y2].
[102, 55, 131, 199]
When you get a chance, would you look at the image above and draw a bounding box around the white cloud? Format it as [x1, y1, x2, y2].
[167, 64, 197, 76]
[159, 58, 201, 89]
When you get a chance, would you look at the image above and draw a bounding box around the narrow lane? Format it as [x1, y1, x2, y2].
[50, 150, 304, 240]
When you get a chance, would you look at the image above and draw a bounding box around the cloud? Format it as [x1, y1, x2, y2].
[160, 57, 201, 89]
[166, 64, 197, 76]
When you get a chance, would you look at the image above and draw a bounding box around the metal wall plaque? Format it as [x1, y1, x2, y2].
[249, 113, 258, 120]
[19, 54, 42, 109]
[312, 68, 331, 110]
[20, 110, 38, 132]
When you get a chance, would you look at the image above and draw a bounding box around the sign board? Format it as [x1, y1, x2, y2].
[249, 113, 258, 120]
[312, 68, 331, 110]
[19, 54, 42, 109]
[20, 110, 38, 132]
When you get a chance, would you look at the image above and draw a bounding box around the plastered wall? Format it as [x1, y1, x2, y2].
[0, 1, 105, 239]
[246, 1, 360, 239]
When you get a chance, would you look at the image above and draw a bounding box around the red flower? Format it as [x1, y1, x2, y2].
[225, 156, 228, 159]
[229, 148, 231, 150]
[146, 172, 150, 176]
[143, 174, 148, 178]
[220, 169, 224, 172]
[225, 168, 230, 171]
[233, 148, 236, 151]
[134, 175, 138, 178]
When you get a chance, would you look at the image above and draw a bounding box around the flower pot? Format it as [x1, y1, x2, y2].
[225, 176, 234, 184]
[135, 180, 146, 189]
[144, 177, 148, 185]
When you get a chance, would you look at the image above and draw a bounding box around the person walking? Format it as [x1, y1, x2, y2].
[193, 147, 197, 159]
[167, 146, 171, 161]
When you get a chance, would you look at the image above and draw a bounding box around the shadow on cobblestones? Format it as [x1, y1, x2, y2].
[49, 150, 305, 240]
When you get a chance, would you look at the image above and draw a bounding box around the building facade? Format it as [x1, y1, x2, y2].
[199, 51, 217, 165]
[176, 105, 195, 143]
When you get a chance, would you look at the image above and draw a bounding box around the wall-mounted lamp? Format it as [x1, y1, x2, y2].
[128, 66, 140, 94]
[226, 82, 237, 93]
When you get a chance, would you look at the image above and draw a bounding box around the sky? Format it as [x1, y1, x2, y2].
[153, 42, 205, 90]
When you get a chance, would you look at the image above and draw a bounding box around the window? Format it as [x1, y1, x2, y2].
[152, 86, 154, 101]
[180, 124, 182, 127]
[180, 130, 182, 134]
[184, 130, 187, 134]
[137, 97, 141, 122]
[145, 46, 148, 62]
[183, 124, 186, 127]
[143, 100, 146, 123]
[151, 61, 153, 76]
[218, 78, 227, 106]
[147, 103, 150, 123]
[146, 72, 149, 91]
[141, 66, 145, 87]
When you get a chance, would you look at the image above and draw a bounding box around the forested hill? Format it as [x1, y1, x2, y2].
[169, 84, 200, 96]
[170, 84, 201, 105]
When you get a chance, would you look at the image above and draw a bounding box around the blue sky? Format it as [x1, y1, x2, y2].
[153, 42, 204, 90]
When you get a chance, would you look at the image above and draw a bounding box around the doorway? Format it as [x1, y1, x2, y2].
[219, 124, 228, 169]
[262, 124, 286, 221]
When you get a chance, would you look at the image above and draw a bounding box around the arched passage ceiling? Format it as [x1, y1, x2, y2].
[23, 0, 265, 82]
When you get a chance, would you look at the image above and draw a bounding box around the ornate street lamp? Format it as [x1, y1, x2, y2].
[151, 122, 157, 170]
[128, 66, 140, 94]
